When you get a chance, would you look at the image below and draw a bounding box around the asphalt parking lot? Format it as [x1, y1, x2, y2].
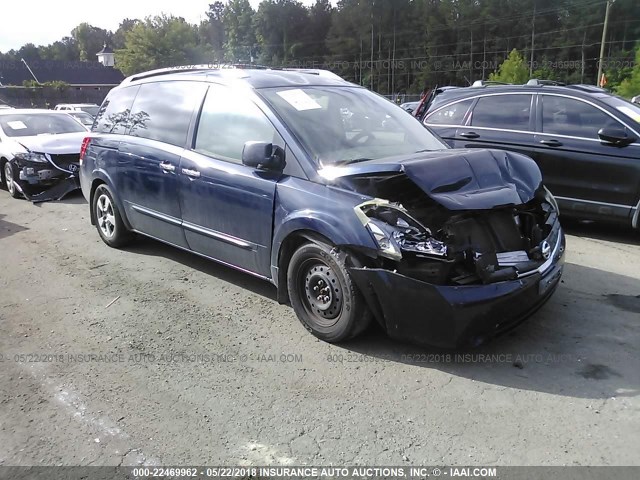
[0, 190, 638, 467]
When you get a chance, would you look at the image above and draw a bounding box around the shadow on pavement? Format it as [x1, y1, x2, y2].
[339, 261, 639, 400]
[561, 218, 640, 246]
[123, 235, 278, 302]
[0, 213, 29, 240]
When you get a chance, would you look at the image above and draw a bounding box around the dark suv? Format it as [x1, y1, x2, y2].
[422, 81, 640, 229]
[79, 67, 565, 348]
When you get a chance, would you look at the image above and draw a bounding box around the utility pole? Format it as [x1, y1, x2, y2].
[391, 7, 396, 97]
[470, 30, 473, 82]
[359, 37, 363, 85]
[596, 0, 615, 86]
[370, 0, 375, 91]
[530, 1, 536, 77]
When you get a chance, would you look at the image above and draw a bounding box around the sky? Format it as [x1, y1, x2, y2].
[0, 0, 321, 53]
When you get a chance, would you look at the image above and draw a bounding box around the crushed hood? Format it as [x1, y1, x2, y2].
[13, 132, 87, 155]
[320, 149, 543, 210]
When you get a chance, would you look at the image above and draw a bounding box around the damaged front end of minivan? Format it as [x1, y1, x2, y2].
[326, 149, 565, 348]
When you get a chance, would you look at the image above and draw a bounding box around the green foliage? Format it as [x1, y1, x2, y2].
[1, 0, 640, 95]
[72, 23, 112, 61]
[222, 0, 256, 62]
[115, 15, 201, 75]
[615, 46, 640, 98]
[21, 80, 69, 91]
[489, 49, 529, 85]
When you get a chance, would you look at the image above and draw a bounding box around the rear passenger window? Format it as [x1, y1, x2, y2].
[541, 95, 620, 139]
[94, 86, 139, 134]
[194, 85, 282, 163]
[127, 81, 207, 147]
[470, 94, 532, 130]
[425, 99, 473, 125]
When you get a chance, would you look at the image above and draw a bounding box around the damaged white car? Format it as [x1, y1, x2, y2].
[0, 109, 88, 202]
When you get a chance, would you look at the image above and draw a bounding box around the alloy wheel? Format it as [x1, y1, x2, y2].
[96, 193, 116, 238]
[4, 163, 15, 196]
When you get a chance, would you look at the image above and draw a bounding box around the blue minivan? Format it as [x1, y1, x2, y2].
[79, 67, 565, 348]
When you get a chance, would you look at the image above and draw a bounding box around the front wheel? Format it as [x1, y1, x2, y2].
[92, 184, 133, 248]
[3, 161, 21, 199]
[287, 242, 372, 342]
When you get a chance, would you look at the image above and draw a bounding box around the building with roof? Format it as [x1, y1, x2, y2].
[0, 44, 124, 89]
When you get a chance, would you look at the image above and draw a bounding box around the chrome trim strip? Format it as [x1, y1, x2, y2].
[44, 153, 78, 174]
[554, 196, 634, 210]
[182, 221, 254, 250]
[131, 229, 271, 282]
[632, 199, 640, 229]
[130, 204, 182, 226]
[129, 203, 257, 249]
[518, 226, 563, 279]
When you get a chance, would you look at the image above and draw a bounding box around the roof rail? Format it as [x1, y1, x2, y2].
[121, 63, 270, 85]
[279, 68, 343, 80]
[471, 80, 511, 87]
[526, 79, 566, 86]
[565, 84, 607, 93]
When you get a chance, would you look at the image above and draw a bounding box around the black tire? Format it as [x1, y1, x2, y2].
[287, 242, 372, 343]
[92, 184, 133, 248]
[3, 161, 21, 199]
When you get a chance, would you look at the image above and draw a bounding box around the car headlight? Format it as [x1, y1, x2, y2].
[366, 218, 403, 261]
[13, 152, 49, 164]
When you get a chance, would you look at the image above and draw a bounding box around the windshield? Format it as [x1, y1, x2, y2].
[80, 106, 100, 116]
[601, 96, 640, 125]
[70, 112, 95, 126]
[0, 113, 87, 137]
[260, 86, 447, 166]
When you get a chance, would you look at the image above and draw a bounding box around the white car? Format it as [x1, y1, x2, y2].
[632, 95, 640, 105]
[54, 103, 101, 117]
[0, 109, 89, 202]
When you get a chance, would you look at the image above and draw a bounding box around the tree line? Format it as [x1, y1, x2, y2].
[1, 0, 639, 96]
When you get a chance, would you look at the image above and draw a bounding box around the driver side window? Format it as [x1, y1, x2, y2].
[541, 95, 622, 139]
[194, 85, 282, 164]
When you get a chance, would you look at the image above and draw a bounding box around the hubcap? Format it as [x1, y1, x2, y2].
[5, 163, 14, 195]
[96, 193, 116, 238]
[303, 263, 342, 323]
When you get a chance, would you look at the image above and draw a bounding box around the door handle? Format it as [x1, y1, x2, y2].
[540, 139, 563, 147]
[159, 162, 176, 172]
[182, 168, 201, 178]
[459, 131, 480, 139]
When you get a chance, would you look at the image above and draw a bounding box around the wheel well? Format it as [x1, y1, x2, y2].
[0, 157, 7, 183]
[276, 230, 334, 304]
[89, 179, 106, 225]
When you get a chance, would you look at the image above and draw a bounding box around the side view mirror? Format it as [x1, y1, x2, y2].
[597, 126, 636, 146]
[242, 141, 285, 171]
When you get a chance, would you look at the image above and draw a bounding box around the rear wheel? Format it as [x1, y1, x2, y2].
[287, 242, 371, 342]
[3, 161, 21, 199]
[92, 184, 132, 248]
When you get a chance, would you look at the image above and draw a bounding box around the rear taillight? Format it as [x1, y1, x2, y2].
[79, 137, 91, 165]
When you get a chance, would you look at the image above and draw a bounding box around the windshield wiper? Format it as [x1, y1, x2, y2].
[333, 157, 373, 166]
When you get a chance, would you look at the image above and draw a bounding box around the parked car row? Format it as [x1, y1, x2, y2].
[418, 80, 640, 230]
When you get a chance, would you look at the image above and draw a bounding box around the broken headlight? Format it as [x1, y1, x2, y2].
[13, 152, 49, 164]
[356, 200, 448, 261]
[366, 217, 403, 260]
